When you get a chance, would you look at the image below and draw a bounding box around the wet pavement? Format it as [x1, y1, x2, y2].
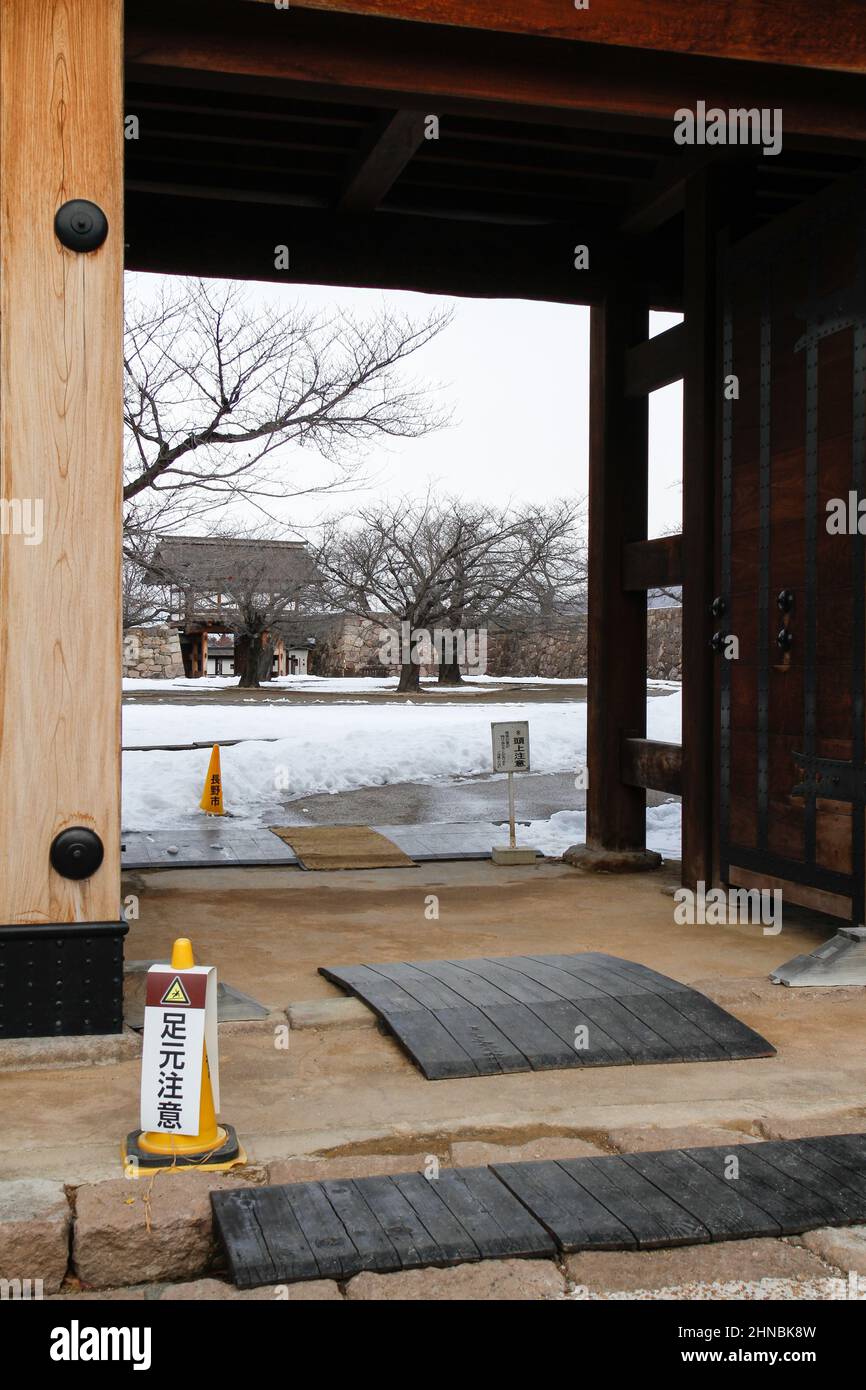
[274, 771, 675, 826]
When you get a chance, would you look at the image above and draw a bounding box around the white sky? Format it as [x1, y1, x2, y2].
[127, 273, 683, 539]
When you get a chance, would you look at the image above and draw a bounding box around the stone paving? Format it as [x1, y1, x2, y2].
[121, 820, 542, 870]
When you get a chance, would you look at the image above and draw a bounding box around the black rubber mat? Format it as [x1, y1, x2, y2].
[212, 1133, 866, 1288]
[318, 952, 775, 1079]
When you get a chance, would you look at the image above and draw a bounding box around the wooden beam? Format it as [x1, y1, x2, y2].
[126, 191, 679, 305]
[617, 149, 738, 237]
[625, 322, 685, 396]
[246, 0, 866, 74]
[0, 1, 125, 1032]
[336, 109, 427, 213]
[586, 283, 649, 853]
[622, 536, 682, 591]
[126, 5, 866, 146]
[680, 166, 723, 889]
[621, 738, 683, 797]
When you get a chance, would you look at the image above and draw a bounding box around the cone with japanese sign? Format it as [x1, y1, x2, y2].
[199, 744, 225, 815]
[122, 937, 245, 1173]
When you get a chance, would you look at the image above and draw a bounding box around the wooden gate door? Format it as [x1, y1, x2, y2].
[719, 175, 866, 925]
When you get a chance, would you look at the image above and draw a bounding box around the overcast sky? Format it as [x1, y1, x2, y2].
[128, 273, 683, 539]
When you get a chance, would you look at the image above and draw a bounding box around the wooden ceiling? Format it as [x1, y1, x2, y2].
[124, 1, 866, 303]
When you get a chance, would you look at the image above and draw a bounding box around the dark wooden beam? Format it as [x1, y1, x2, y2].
[617, 150, 736, 237]
[246, 0, 866, 74]
[622, 535, 682, 591]
[621, 738, 682, 797]
[586, 283, 649, 853]
[126, 5, 866, 146]
[680, 166, 724, 889]
[125, 191, 634, 302]
[336, 109, 427, 213]
[625, 321, 685, 396]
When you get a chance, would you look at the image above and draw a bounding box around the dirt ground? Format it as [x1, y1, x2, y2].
[2, 860, 864, 1187]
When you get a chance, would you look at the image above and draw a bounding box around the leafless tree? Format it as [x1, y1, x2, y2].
[123, 279, 452, 527]
[315, 495, 587, 691]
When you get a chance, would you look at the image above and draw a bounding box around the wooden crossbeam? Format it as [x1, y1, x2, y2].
[622, 535, 682, 591]
[625, 322, 685, 396]
[126, 192, 680, 305]
[621, 738, 683, 796]
[245, 0, 866, 75]
[126, 5, 866, 146]
[618, 151, 731, 237]
[336, 109, 427, 213]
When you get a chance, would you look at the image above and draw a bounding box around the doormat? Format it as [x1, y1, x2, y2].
[269, 824, 417, 870]
[212, 1132, 866, 1288]
[318, 952, 775, 1079]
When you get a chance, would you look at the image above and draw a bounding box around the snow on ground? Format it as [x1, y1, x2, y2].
[517, 800, 682, 861]
[122, 673, 588, 695]
[122, 684, 683, 856]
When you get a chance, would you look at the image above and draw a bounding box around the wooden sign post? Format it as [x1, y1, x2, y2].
[0, 1, 126, 1037]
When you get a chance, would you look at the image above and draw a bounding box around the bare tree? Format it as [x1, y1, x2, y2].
[123, 279, 452, 525]
[437, 498, 586, 683]
[315, 495, 587, 691]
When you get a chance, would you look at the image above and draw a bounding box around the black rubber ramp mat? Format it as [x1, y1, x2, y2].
[318, 952, 775, 1080]
[213, 1134, 866, 1288]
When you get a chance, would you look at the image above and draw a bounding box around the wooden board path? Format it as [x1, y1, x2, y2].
[213, 1133, 866, 1288]
[318, 952, 776, 1079]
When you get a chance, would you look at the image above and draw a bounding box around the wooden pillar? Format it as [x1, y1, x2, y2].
[0, 1, 125, 1035]
[681, 168, 722, 888]
[586, 282, 650, 851]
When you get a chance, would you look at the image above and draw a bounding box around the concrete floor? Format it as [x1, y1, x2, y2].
[2, 860, 864, 1185]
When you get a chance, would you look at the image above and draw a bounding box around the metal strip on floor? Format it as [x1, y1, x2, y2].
[212, 1133, 866, 1288]
[318, 952, 776, 1079]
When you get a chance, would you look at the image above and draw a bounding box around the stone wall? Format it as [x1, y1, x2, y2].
[122, 625, 185, 679]
[309, 608, 682, 682]
[647, 607, 682, 682]
[484, 608, 681, 682]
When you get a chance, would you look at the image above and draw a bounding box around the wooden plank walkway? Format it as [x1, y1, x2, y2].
[213, 1133, 866, 1288]
[318, 952, 776, 1079]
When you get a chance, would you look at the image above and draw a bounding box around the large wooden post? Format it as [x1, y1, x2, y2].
[585, 283, 650, 853]
[0, 0, 126, 1036]
[681, 168, 722, 889]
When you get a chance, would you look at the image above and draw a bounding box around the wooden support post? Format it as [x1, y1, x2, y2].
[0, 0, 125, 1035]
[681, 167, 722, 889]
[586, 283, 650, 852]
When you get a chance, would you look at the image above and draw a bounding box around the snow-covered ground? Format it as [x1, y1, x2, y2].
[122, 673, 589, 695]
[121, 682, 683, 858]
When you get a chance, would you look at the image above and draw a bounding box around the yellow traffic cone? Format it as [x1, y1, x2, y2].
[122, 937, 245, 1174]
[199, 744, 225, 815]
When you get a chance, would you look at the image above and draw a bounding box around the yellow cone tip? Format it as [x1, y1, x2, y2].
[171, 937, 195, 969]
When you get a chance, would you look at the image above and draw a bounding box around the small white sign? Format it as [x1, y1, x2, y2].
[140, 965, 219, 1135]
[491, 720, 531, 773]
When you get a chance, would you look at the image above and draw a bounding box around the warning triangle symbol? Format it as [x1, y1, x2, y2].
[160, 976, 191, 1006]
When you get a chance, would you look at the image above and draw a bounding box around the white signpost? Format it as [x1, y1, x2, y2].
[490, 721, 537, 864]
[140, 964, 219, 1135]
